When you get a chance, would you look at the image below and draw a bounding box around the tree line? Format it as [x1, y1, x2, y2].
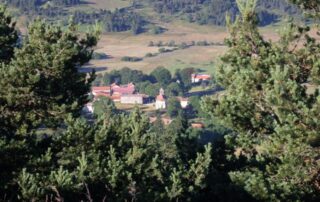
[147, 0, 301, 26]
[0, 0, 81, 11]
[1, 0, 145, 34]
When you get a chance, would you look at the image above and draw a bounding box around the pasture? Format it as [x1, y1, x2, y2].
[87, 20, 229, 75]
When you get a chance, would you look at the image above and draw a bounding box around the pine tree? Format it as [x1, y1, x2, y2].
[11, 109, 212, 201]
[0, 19, 100, 134]
[0, 5, 18, 64]
[203, 0, 320, 200]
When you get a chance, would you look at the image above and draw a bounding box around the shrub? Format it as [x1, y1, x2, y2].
[121, 56, 143, 62]
[145, 52, 156, 57]
[196, 40, 210, 46]
[92, 52, 108, 60]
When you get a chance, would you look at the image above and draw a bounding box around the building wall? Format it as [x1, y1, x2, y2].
[180, 100, 188, 108]
[121, 96, 144, 104]
[156, 100, 166, 109]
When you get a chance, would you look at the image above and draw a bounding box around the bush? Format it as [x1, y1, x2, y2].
[148, 41, 154, 47]
[159, 48, 172, 53]
[145, 52, 157, 57]
[196, 40, 210, 46]
[150, 26, 164, 35]
[92, 52, 108, 60]
[178, 42, 189, 49]
[121, 56, 143, 62]
[168, 40, 176, 47]
[156, 41, 163, 47]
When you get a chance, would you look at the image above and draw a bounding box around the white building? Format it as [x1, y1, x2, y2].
[155, 88, 166, 109]
[178, 97, 189, 109]
[191, 73, 211, 83]
[120, 94, 148, 104]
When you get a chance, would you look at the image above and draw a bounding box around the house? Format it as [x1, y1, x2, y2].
[111, 83, 135, 95]
[191, 122, 205, 129]
[91, 83, 136, 102]
[155, 88, 166, 109]
[177, 97, 189, 108]
[191, 73, 211, 83]
[92, 86, 111, 97]
[120, 94, 149, 104]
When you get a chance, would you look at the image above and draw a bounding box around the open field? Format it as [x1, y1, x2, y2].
[87, 21, 229, 75]
[86, 20, 291, 75]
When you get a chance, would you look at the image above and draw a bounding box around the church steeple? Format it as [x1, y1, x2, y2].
[159, 88, 164, 96]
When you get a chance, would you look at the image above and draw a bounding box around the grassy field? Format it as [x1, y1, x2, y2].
[86, 17, 316, 76]
[87, 20, 229, 75]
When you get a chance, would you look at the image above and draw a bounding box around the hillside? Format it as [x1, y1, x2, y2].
[0, 0, 303, 75]
[2, 0, 301, 29]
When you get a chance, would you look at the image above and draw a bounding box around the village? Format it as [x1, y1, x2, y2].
[84, 73, 213, 128]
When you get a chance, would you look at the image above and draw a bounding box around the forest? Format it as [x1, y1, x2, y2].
[0, 0, 319, 201]
[0, 0, 144, 34]
[147, 0, 300, 25]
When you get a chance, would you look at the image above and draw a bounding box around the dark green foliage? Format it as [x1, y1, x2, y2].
[167, 97, 182, 118]
[121, 56, 143, 62]
[142, 82, 162, 97]
[289, 0, 320, 18]
[203, 0, 320, 200]
[0, 5, 18, 64]
[92, 52, 108, 60]
[1, 1, 145, 35]
[150, 66, 172, 86]
[102, 9, 144, 34]
[158, 47, 172, 53]
[196, 40, 210, 46]
[0, 20, 99, 134]
[165, 82, 184, 97]
[0, 5, 245, 202]
[145, 52, 156, 57]
[175, 67, 195, 89]
[99, 67, 147, 85]
[189, 96, 207, 118]
[2, 109, 213, 201]
[150, 25, 165, 34]
[148, 0, 300, 26]
[93, 96, 116, 118]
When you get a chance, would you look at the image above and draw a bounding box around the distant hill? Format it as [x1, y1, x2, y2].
[147, 0, 301, 26]
[1, 0, 302, 31]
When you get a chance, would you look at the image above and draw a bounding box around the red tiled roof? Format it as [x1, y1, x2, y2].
[191, 123, 205, 129]
[111, 83, 135, 95]
[111, 94, 121, 101]
[192, 74, 211, 80]
[156, 94, 166, 101]
[94, 92, 111, 97]
[92, 86, 111, 92]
